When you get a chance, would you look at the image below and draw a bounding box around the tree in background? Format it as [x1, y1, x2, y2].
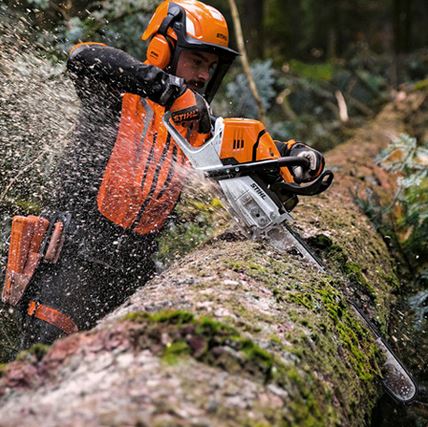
[2, 0, 427, 151]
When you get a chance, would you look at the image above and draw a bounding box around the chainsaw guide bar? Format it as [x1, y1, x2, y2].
[163, 112, 418, 404]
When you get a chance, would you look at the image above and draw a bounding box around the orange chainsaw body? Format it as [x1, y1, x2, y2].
[219, 118, 294, 183]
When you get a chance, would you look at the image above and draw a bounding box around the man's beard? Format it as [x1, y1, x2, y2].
[187, 80, 206, 94]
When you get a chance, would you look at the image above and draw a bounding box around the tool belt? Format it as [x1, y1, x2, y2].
[1, 213, 78, 335]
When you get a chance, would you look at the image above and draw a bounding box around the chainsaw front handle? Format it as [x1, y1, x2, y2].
[206, 156, 310, 178]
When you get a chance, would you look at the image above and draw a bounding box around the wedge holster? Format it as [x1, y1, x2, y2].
[2, 213, 69, 305]
[1, 213, 78, 335]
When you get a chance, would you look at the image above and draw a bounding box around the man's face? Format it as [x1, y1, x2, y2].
[175, 50, 219, 92]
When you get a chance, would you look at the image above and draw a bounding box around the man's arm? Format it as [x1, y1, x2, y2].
[67, 43, 211, 133]
[67, 43, 184, 106]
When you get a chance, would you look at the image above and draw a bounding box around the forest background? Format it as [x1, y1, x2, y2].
[2, 0, 428, 150]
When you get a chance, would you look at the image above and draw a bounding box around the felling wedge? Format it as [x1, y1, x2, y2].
[162, 112, 418, 404]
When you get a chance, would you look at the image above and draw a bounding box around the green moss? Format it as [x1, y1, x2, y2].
[125, 310, 280, 380]
[286, 292, 318, 311]
[284, 281, 381, 384]
[326, 244, 349, 266]
[239, 338, 275, 377]
[149, 310, 195, 325]
[0, 363, 8, 377]
[414, 78, 428, 91]
[344, 262, 377, 299]
[195, 316, 237, 337]
[224, 247, 382, 392]
[16, 343, 50, 362]
[381, 272, 400, 290]
[248, 262, 267, 273]
[154, 192, 228, 268]
[122, 312, 151, 323]
[225, 260, 246, 272]
[225, 256, 291, 289]
[124, 236, 385, 425]
[162, 340, 190, 365]
[124, 309, 194, 325]
[268, 334, 282, 346]
[308, 234, 333, 250]
[123, 309, 334, 424]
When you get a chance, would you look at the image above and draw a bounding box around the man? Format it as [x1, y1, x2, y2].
[2, 0, 324, 348]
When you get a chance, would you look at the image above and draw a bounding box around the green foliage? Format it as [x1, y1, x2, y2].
[26, 0, 50, 9]
[23, 0, 160, 59]
[358, 134, 428, 281]
[375, 134, 428, 275]
[225, 59, 277, 118]
[289, 60, 334, 82]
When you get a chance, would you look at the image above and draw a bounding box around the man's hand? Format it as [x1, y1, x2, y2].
[289, 142, 325, 183]
[169, 89, 211, 134]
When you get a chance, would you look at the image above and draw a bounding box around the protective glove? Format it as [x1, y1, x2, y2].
[289, 142, 325, 183]
[169, 88, 211, 134]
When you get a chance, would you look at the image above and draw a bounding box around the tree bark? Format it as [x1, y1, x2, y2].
[239, 0, 264, 59]
[0, 89, 425, 426]
[228, 0, 266, 122]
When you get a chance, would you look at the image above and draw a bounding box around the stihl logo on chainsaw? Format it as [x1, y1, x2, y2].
[172, 110, 199, 122]
[250, 182, 266, 199]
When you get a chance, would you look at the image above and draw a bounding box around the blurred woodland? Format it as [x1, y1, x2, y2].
[2, 0, 428, 150]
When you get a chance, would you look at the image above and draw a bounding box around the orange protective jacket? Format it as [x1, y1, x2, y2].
[97, 94, 206, 235]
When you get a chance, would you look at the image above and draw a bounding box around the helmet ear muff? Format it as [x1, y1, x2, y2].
[146, 34, 172, 69]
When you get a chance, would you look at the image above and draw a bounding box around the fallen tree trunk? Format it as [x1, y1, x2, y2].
[0, 90, 425, 427]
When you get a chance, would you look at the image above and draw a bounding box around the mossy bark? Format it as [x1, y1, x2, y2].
[0, 90, 425, 426]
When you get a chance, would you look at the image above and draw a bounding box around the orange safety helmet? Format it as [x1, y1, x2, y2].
[142, 0, 239, 102]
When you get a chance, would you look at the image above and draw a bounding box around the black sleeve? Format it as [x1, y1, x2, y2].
[67, 44, 185, 106]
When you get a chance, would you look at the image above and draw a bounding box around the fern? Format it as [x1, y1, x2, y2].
[376, 134, 428, 275]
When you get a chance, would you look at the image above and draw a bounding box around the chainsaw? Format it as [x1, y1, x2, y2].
[163, 112, 417, 405]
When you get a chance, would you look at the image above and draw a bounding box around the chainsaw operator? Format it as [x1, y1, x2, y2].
[2, 0, 325, 349]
